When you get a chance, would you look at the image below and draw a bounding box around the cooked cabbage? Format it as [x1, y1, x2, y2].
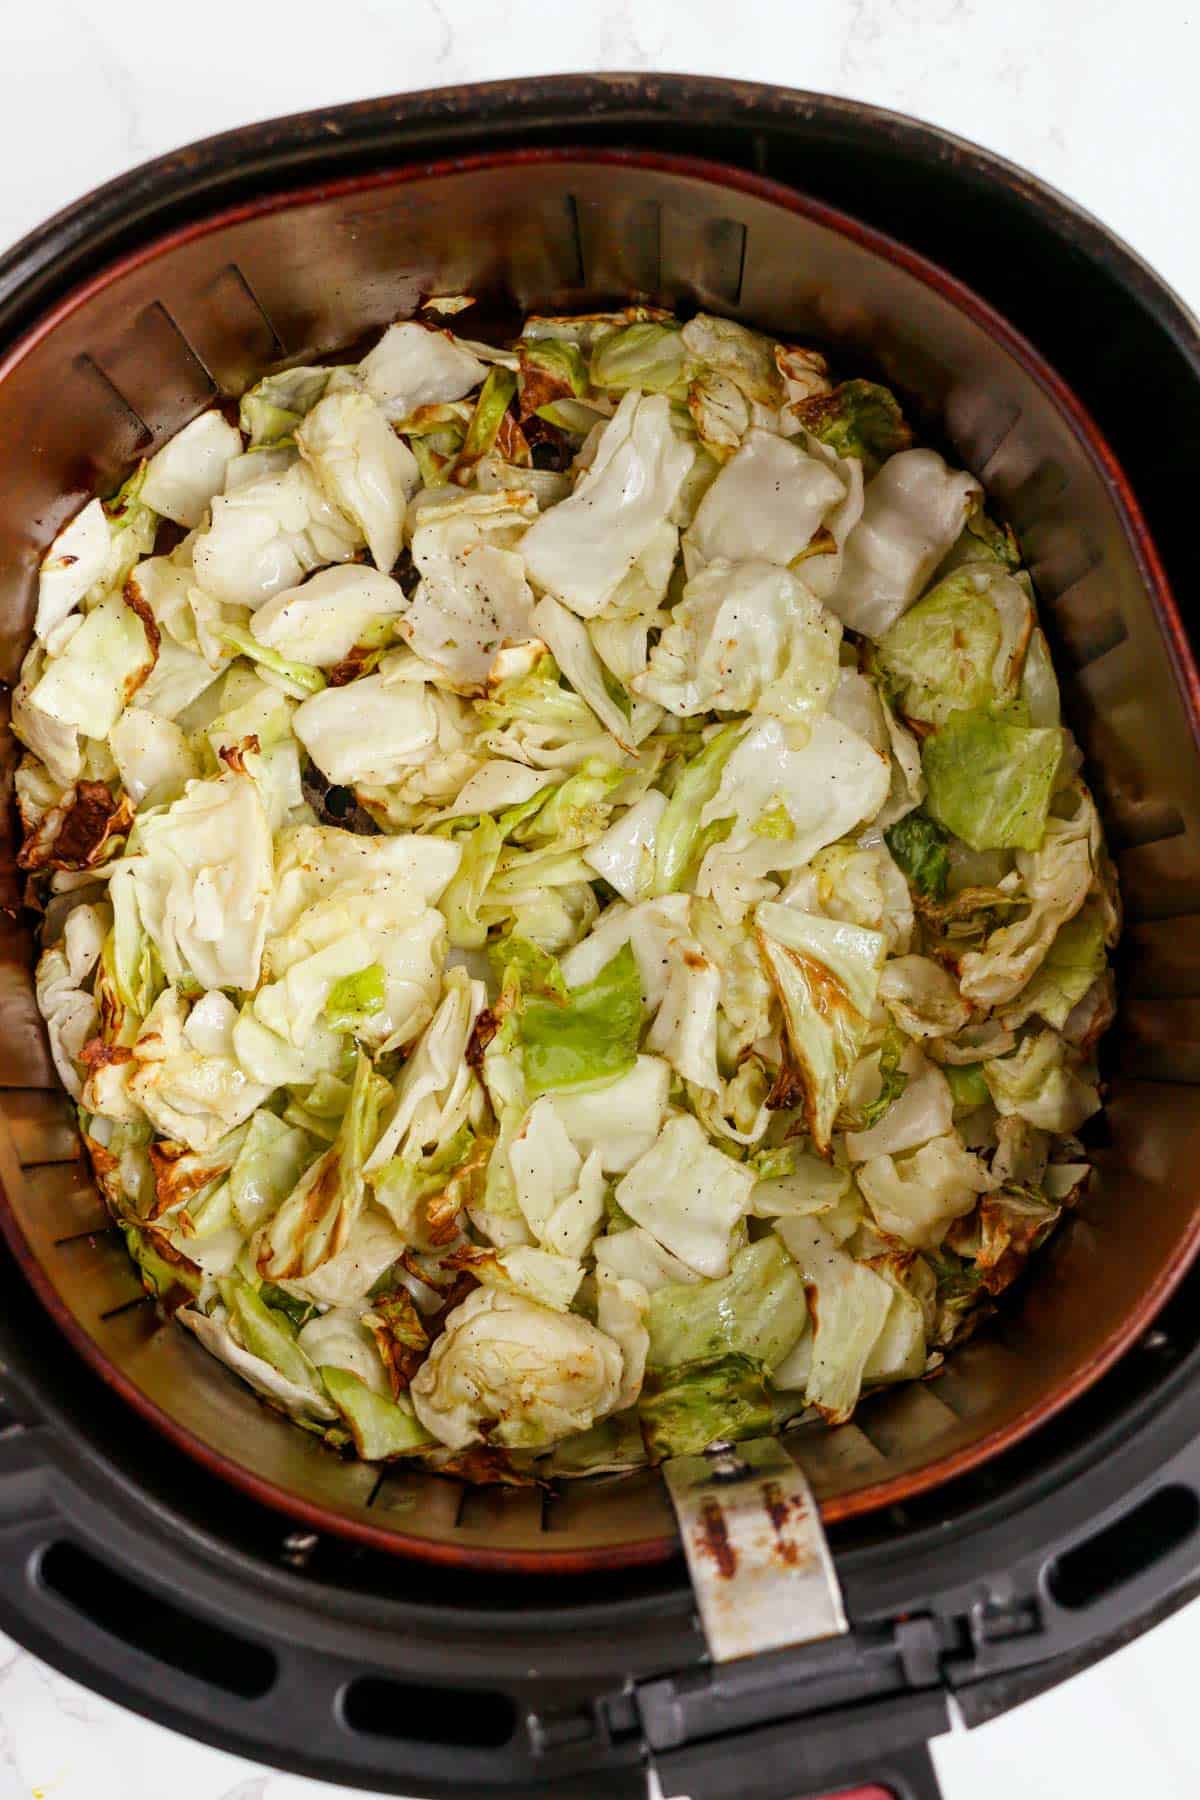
[22, 306, 1116, 1483]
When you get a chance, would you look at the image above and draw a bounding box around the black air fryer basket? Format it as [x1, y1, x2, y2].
[0, 76, 1199, 1800]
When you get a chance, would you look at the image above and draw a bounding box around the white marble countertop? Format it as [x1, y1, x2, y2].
[1, 1, 1198, 1796]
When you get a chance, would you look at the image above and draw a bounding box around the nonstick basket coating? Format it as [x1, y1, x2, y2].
[1, 144, 1198, 1572]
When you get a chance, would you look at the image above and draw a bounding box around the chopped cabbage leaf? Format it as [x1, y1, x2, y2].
[193, 461, 362, 607]
[35, 500, 113, 641]
[410, 1286, 623, 1450]
[647, 1238, 808, 1372]
[297, 390, 418, 576]
[131, 769, 273, 992]
[685, 429, 848, 571]
[856, 1133, 994, 1249]
[983, 1030, 1100, 1133]
[259, 1050, 383, 1280]
[26, 588, 158, 740]
[321, 1365, 434, 1457]
[251, 565, 408, 667]
[634, 559, 841, 726]
[521, 392, 694, 617]
[358, 322, 488, 421]
[832, 449, 981, 639]
[639, 1354, 772, 1459]
[754, 902, 887, 1153]
[775, 1215, 894, 1421]
[696, 715, 891, 918]
[923, 711, 1062, 852]
[614, 1113, 754, 1278]
[293, 674, 436, 787]
[875, 562, 1033, 726]
[142, 411, 243, 528]
[518, 943, 643, 1096]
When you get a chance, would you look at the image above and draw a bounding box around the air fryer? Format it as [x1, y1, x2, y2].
[0, 77, 1198, 1800]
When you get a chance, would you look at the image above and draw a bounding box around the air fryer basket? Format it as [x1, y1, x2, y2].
[0, 81, 1200, 1800]
[0, 141, 1196, 1580]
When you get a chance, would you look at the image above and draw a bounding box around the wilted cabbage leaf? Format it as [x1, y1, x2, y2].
[639, 1354, 773, 1458]
[923, 711, 1062, 852]
[755, 903, 887, 1153]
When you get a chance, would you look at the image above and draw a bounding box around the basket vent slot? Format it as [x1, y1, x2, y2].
[571, 194, 662, 296]
[342, 1675, 517, 1747]
[1047, 1484, 1200, 1610]
[1106, 798, 1185, 853]
[39, 1540, 277, 1698]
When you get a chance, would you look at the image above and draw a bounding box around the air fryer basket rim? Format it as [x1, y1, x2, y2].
[1, 137, 1197, 1574]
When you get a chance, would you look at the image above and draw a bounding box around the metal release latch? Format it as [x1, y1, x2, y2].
[662, 1436, 847, 1663]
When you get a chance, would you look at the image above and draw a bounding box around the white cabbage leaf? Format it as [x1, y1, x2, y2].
[775, 1214, 894, 1421]
[358, 322, 488, 420]
[878, 955, 971, 1038]
[832, 449, 981, 638]
[229, 1110, 316, 1233]
[684, 429, 848, 572]
[845, 1049, 954, 1160]
[509, 1097, 607, 1259]
[409, 1285, 623, 1450]
[258, 1050, 383, 1280]
[404, 490, 539, 688]
[297, 1309, 390, 1395]
[250, 565, 409, 667]
[781, 842, 914, 956]
[958, 789, 1099, 1007]
[457, 1244, 585, 1313]
[293, 673, 436, 788]
[613, 1112, 754, 1278]
[297, 390, 418, 576]
[127, 988, 275, 1153]
[141, 410, 243, 528]
[25, 589, 158, 741]
[634, 559, 841, 726]
[596, 1267, 651, 1411]
[644, 928, 721, 1091]
[109, 708, 198, 807]
[130, 769, 273, 992]
[983, 1030, 1101, 1133]
[269, 824, 460, 933]
[531, 594, 649, 752]
[129, 635, 222, 722]
[179, 1303, 335, 1425]
[594, 1225, 704, 1293]
[521, 392, 694, 617]
[696, 715, 891, 918]
[540, 1056, 670, 1174]
[257, 881, 446, 1058]
[755, 902, 887, 1153]
[365, 966, 484, 1175]
[856, 1132, 994, 1249]
[582, 790, 666, 904]
[35, 499, 113, 641]
[278, 1207, 406, 1308]
[559, 894, 691, 1009]
[192, 462, 361, 606]
[34, 916, 104, 1099]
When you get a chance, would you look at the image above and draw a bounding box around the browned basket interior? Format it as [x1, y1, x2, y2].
[1, 151, 1198, 1571]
